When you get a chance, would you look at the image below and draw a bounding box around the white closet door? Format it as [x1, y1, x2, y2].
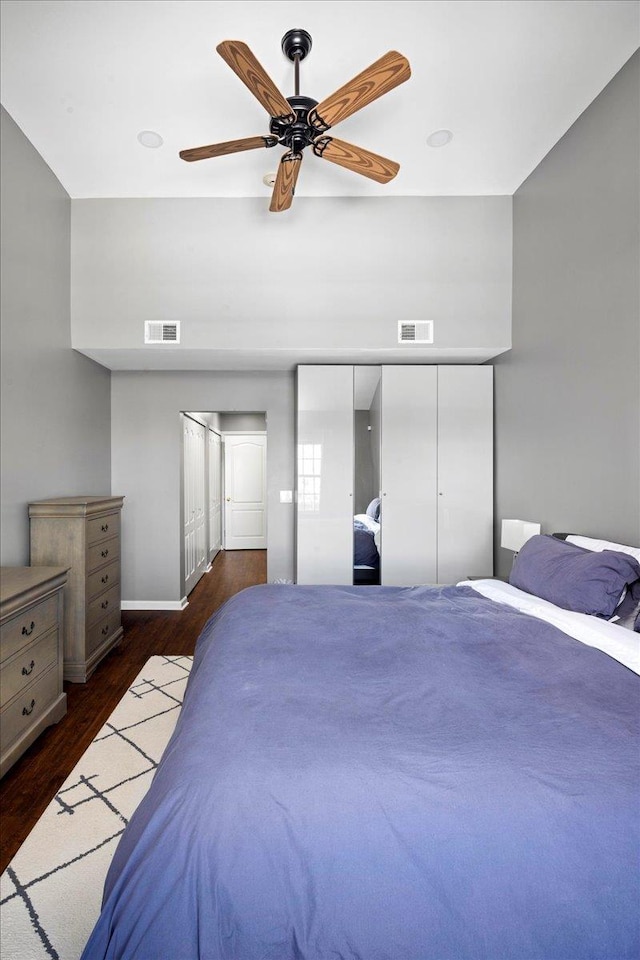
[381, 366, 438, 586]
[183, 415, 207, 596]
[437, 366, 493, 584]
[297, 366, 354, 584]
[208, 429, 222, 560]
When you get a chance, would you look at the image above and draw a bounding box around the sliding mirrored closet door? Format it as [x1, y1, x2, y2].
[296, 365, 493, 586]
[297, 366, 354, 585]
[437, 367, 493, 584]
[353, 367, 382, 585]
[380, 366, 438, 586]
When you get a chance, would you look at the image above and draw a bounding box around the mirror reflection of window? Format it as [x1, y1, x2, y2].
[298, 443, 322, 512]
[353, 367, 381, 584]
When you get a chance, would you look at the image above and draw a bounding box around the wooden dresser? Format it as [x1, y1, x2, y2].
[1, 566, 68, 777]
[29, 496, 125, 682]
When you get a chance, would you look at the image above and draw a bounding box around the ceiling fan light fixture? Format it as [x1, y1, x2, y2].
[137, 130, 164, 149]
[427, 129, 453, 148]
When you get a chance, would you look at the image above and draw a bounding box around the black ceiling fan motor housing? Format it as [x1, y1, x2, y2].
[269, 95, 319, 155]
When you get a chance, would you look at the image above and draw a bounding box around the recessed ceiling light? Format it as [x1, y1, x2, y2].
[263, 172, 277, 187]
[427, 129, 453, 148]
[137, 130, 164, 149]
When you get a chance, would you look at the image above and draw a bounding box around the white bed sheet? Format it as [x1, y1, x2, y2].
[354, 513, 381, 552]
[459, 578, 640, 676]
[566, 534, 640, 563]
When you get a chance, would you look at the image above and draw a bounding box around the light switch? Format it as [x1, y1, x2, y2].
[280, 490, 293, 503]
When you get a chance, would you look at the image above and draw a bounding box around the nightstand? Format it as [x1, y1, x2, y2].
[1, 566, 68, 777]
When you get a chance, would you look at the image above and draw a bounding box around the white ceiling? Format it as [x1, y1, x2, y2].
[1, 0, 638, 200]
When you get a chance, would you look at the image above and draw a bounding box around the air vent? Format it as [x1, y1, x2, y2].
[144, 321, 180, 344]
[398, 320, 433, 344]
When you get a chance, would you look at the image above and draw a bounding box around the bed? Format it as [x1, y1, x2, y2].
[82, 535, 640, 960]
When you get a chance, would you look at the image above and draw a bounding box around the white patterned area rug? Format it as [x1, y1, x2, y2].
[0, 655, 193, 960]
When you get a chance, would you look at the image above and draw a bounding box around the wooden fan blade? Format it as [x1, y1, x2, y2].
[313, 136, 399, 183]
[309, 51, 411, 132]
[217, 40, 295, 121]
[269, 152, 302, 212]
[179, 136, 277, 162]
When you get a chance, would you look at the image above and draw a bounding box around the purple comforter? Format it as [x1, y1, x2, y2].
[82, 584, 640, 960]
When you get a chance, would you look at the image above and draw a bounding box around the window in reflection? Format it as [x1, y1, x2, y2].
[298, 443, 322, 512]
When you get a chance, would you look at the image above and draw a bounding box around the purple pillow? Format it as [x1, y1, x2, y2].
[509, 534, 640, 617]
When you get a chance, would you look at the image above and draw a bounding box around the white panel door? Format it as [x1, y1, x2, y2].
[224, 435, 267, 550]
[380, 366, 438, 586]
[297, 366, 354, 585]
[183, 415, 207, 596]
[208, 428, 222, 560]
[437, 366, 493, 583]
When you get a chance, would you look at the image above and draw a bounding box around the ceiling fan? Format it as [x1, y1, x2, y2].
[179, 29, 411, 212]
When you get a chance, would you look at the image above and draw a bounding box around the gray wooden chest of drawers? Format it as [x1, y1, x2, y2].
[1, 566, 68, 777]
[29, 496, 125, 682]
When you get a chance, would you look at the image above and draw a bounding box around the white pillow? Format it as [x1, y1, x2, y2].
[566, 535, 640, 564]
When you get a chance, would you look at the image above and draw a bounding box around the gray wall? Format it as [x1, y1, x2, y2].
[0, 107, 111, 565]
[494, 52, 640, 577]
[185, 412, 266, 431]
[111, 371, 294, 602]
[71, 196, 512, 358]
[219, 412, 267, 432]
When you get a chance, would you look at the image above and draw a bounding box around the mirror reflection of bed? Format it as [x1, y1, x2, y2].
[353, 367, 382, 585]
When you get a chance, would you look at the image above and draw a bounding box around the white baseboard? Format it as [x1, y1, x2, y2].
[121, 598, 188, 611]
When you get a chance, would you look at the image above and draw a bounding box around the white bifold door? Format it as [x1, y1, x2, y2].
[183, 415, 208, 595]
[208, 428, 222, 561]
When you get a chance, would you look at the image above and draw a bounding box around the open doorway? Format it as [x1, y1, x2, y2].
[181, 411, 267, 598]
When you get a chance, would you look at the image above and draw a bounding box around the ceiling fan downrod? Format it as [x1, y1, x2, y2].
[272, 29, 318, 156]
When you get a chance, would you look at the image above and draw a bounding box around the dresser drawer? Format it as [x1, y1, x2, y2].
[87, 537, 119, 573]
[0, 665, 59, 755]
[1, 629, 58, 705]
[87, 560, 120, 600]
[87, 512, 120, 546]
[87, 608, 121, 656]
[0, 594, 58, 663]
[87, 582, 120, 627]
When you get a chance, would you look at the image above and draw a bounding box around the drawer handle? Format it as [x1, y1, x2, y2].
[22, 621, 35, 637]
[101, 549, 109, 558]
[101, 523, 109, 532]
[22, 660, 35, 676]
[101, 599, 109, 610]
[22, 699, 36, 717]
[101, 625, 110, 636]
[101, 574, 109, 584]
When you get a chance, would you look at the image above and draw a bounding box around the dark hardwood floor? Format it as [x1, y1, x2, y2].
[0, 549, 266, 872]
